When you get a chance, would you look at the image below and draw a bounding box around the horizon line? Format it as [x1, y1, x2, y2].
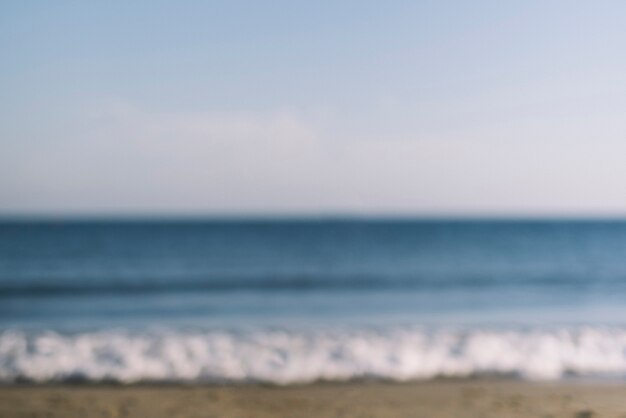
[2, 212, 626, 222]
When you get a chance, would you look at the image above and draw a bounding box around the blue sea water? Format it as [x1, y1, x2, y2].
[2, 219, 626, 383]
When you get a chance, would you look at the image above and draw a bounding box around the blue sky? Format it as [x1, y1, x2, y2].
[2, 1, 626, 216]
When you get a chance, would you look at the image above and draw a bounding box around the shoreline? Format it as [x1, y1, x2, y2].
[2, 380, 626, 417]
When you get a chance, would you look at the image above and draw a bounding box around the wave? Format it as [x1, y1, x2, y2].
[2, 326, 626, 383]
[0, 274, 614, 298]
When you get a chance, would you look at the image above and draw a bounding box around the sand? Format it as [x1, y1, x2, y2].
[1, 380, 625, 418]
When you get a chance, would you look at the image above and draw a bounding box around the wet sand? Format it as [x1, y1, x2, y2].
[1, 380, 625, 418]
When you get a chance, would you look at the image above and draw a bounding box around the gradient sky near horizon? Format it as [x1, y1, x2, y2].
[2, 1, 626, 216]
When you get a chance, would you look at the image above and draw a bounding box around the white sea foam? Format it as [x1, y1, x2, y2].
[2, 327, 626, 383]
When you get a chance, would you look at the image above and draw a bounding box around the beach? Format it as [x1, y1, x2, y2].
[1, 380, 624, 418]
[4, 221, 626, 417]
[5, 0, 626, 415]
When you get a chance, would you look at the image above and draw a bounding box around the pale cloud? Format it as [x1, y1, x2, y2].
[2, 102, 344, 213]
[3, 98, 626, 216]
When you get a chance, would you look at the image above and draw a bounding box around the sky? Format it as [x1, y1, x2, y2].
[1, 1, 626, 217]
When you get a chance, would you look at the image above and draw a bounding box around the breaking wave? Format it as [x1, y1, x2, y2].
[3, 326, 626, 384]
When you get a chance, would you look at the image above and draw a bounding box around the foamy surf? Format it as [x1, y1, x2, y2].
[2, 326, 626, 384]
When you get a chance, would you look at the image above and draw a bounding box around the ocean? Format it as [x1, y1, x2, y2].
[2, 219, 626, 383]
